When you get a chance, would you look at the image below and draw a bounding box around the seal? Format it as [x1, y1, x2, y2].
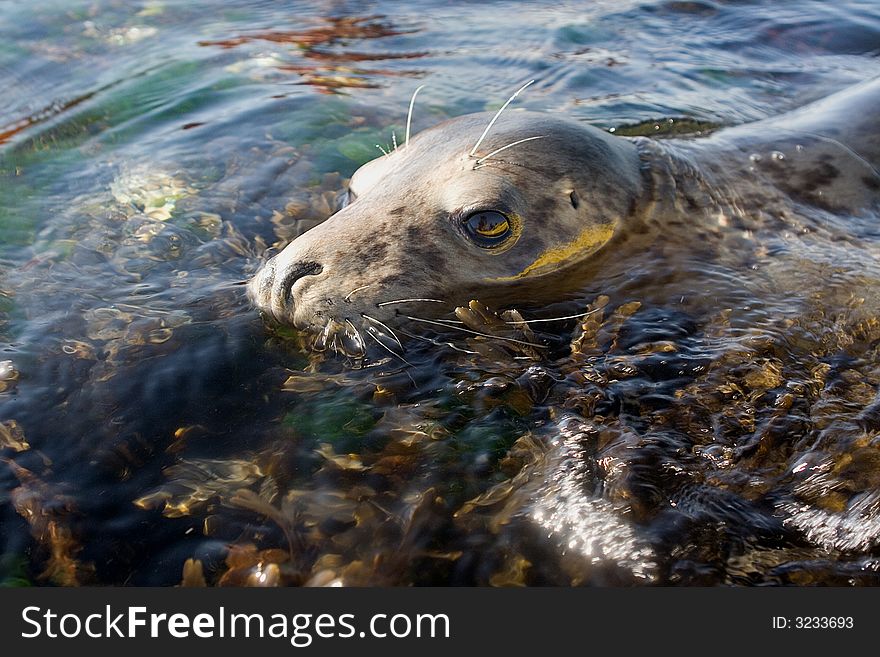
[249, 78, 880, 355]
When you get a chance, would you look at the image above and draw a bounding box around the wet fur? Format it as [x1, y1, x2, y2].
[249, 77, 880, 353]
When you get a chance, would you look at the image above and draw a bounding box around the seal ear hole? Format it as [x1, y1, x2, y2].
[569, 190, 580, 209]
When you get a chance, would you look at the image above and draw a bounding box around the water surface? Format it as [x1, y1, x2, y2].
[1, 0, 880, 585]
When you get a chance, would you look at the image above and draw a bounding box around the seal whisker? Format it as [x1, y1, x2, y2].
[507, 307, 603, 324]
[474, 135, 546, 168]
[403, 315, 547, 348]
[376, 144, 389, 156]
[416, 316, 464, 325]
[405, 84, 426, 149]
[361, 313, 405, 352]
[376, 298, 446, 307]
[365, 329, 415, 368]
[344, 284, 372, 303]
[395, 326, 480, 355]
[468, 79, 535, 158]
[392, 131, 398, 152]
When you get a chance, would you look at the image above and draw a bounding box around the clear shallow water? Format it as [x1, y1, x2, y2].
[1, 0, 879, 585]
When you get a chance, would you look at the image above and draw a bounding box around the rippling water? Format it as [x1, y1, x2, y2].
[1, 0, 879, 586]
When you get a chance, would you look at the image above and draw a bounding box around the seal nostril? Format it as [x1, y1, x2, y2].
[278, 261, 323, 305]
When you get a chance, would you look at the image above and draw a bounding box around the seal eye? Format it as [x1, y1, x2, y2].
[462, 210, 511, 248]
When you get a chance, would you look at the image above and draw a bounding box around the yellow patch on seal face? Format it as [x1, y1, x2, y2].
[492, 222, 615, 281]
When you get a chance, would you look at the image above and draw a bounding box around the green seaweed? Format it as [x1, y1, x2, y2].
[0, 553, 32, 587]
[282, 394, 378, 452]
[610, 116, 720, 138]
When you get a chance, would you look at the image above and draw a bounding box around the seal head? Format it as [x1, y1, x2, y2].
[249, 110, 645, 343]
